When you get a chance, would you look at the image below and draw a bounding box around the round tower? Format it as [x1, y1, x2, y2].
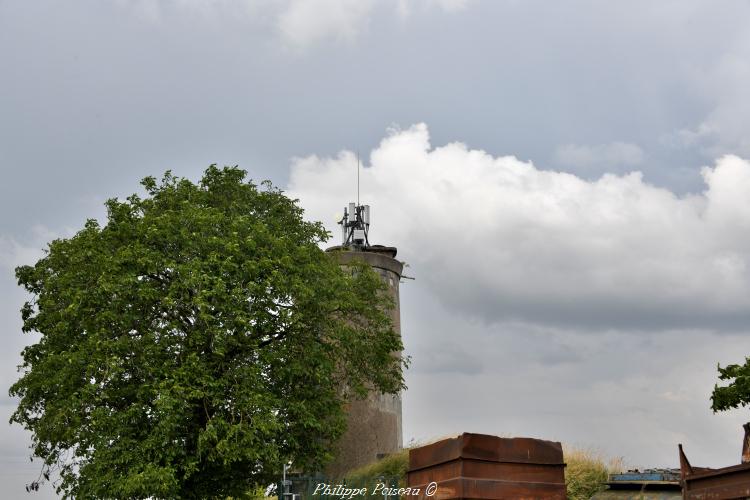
[324, 203, 404, 478]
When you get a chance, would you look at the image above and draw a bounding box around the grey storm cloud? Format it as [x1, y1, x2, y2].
[555, 142, 645, 171]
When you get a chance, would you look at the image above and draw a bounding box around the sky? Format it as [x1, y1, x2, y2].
[2, 0, 750, 497]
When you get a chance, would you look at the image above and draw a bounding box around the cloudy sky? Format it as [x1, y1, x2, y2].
[3, 0, 750, 497]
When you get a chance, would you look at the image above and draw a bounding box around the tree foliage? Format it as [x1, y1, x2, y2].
[10, 166, 406, 499]
[712, 357, 750, 413]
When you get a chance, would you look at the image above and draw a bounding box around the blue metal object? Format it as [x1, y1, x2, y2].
[609, 469, 681, 483]
[590, 469, 682, 500]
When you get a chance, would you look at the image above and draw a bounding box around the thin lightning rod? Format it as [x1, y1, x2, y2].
[357, 151, 360, 206]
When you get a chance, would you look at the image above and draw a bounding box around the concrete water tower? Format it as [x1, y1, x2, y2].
[324, 202, 404, 478]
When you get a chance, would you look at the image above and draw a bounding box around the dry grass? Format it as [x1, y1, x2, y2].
[344, 448, 409, 484]
[564, 447, 624, 500]
[343, 435, 458, 484]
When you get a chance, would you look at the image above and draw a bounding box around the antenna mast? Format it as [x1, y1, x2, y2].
[357, 151, 360, 207]
[337, 152, 370, 248]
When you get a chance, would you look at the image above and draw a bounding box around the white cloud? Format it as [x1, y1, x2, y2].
[431, 0, 470, 11]
[114, 0, 163, 23]
[289, 123, 750, 329]
[278, 0, 471, 47]
[396, 0, 470, 18]
[278, 0, 376, 47]
[115, 0, 471, 48]
[663, 123, 717, 149]
[555, 141, 645, 170]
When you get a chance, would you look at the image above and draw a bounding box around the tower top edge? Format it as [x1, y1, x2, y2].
[326, 244, 398, 258]
[326, 245, 403, 276]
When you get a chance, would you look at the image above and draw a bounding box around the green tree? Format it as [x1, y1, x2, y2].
[712, 357, 750, 413]
[10, 167, 406, 499]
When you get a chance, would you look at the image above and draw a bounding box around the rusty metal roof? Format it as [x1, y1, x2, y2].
[679, 441, 750, 500]
[408, 433, 565, 472]
[407, 433, 566, 500]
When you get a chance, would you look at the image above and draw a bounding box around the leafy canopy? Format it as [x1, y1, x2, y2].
[712, 357, 750, 413]
[10, 166, 405, 499]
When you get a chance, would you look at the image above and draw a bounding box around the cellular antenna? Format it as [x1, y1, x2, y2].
[338, 199, 370, 249]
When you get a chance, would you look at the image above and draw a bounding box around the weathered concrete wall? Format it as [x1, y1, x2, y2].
[324, 246, 403, 478]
